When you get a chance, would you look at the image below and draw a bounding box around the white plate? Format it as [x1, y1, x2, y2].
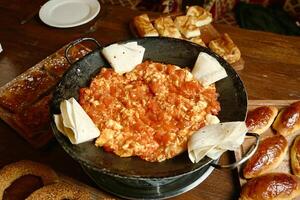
[39, 0, 100, 28]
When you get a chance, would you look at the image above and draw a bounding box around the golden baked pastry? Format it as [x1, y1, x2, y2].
[243, 134, 288, 179]
[0, 44, 91, 148]
[291, 135, 300, 176]
[13, 94, 52, 139]
[0, 68, 57, 113]
[246, 106, 278, 134]
[240, 173, 300, 200]
[154, 16, 182, 38]
[186, 6, 212, 27]
[189, 36, 206, 47]
[0, 160, 59, 199]
[174, 15, 200, 38]
[209, 33, 241, 64]
[133, 14, 159, 37]
[25, 182, 91, 200]
[273, 101, 300, 136]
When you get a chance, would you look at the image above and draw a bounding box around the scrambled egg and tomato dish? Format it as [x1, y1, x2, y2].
[79, 61, 220, 162]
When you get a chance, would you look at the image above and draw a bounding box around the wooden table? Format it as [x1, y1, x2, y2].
[0, 2, 299, 200]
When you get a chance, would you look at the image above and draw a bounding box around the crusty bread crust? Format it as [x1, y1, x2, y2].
[243, 134, 288, 179]
[0, 44, 91, 148]
[0, 160, 59, 200]
[246, 106, 278, 134]
[291, 135, 300, 176]
[154, 16, 182, 39]
[273, 101, 300, 136]
[209, 33, 241, 64]
[25, 182, 91, 200]
[133, 14, 159, 37]
[240, 173, 300, 200]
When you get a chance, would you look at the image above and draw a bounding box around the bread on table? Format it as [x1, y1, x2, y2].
[25, 182, 90, 200]
[243, 134, 288, 179]
[0, 160, 59, 198]
[189, 36, 206, 47]
[273, 101, 300, 136]
[186, 6, 212, 27]
[246, 106, 278, 134]
[240, 173, 300, 200]
[154, 16, 182, 39]
[291, 135, 300, 176]
[133, 14, 159, 37]
[0, 68, 57, 113]
[209, 33, 241, 64]
[174, 15, 200, 38]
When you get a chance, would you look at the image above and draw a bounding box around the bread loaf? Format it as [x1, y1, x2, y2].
[133, 14, 159, 37]
[246, 106, 278, 134]
[291, 135, 300, 176]
[243, 134, 288, 179]
[209, 33, 241, 64]
[273, 101, 300, 136]
[154, 16, 181, 38]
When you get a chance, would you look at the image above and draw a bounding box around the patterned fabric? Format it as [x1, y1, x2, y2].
[215, 11, 239, 25]
[283, 0, 300, 19]
[100, 0, 299, 25]
[203, 0, 238, 19]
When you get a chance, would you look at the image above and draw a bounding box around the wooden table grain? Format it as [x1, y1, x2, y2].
[0, 2, 299, 200]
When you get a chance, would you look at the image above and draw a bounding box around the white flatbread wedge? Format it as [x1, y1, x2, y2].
[188, 121, 247, 163]
[192, 52, 227, 87]
[102, 42, 145, 74]
[54, 98, 100, 144]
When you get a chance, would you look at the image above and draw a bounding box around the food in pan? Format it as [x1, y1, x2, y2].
[133, 14, 159, 37]
[188, 121, 248, 163]
[79, 60, 221, 162]
[240, 173, 300, 200]
[0, 160, 59, 198]
[209, 33, 241, 64]
[154, 16, 182, 39]
[101, 42, 145, 74]
[273, 101, 300, 136]
[192, 52, 227, 87]
[243, 134, 288, 179]
[291, 135, 300, 177]
[54, 97, 100, 145]
[246, 106, 278, 135]
[25, 182, 90, 200]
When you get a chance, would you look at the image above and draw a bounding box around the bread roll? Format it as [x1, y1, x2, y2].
[291, 135, 300, 176]
[0, 160, 59, 199]
[133, 14, 159, 37]
[240, 173, 300, 200]
[209, 33, 241, 64]
[154, 16, 182, 38]
[186, 6, 212, 27]
[174, 15, 200, 38]
[243, 134, 288, 179]
[246, 106, 278, 134]
[273, 101, 300, 136]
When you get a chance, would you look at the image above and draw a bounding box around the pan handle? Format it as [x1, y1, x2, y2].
[210, 132, 260, 169]
[64, 38, 101, 64]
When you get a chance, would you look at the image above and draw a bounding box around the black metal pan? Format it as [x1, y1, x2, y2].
[50, 37, 258, 199]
